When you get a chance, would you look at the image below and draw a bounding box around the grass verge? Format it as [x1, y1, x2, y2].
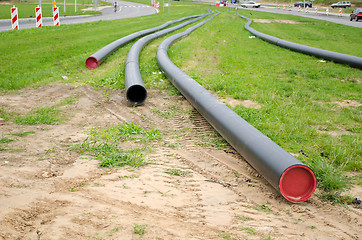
[0, 0, 108, 19]
[1, 4, 360, 202]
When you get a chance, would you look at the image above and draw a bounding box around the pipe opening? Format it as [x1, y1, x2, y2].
[126, 85, 147, 106]
[85, 56, 99, 69]
[279, 165, 316, 203]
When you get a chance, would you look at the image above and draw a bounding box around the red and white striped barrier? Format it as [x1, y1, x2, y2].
[306, 6, 309, 13]
[288, 5, 291, 11]
[298, 5, 301, 12]
[278, 5, 280, 9]
[53, 6, 60, 26]
[11, 5, 19, 30]
[339, 8, 342, 17]
[315, 7, 318, 14]
[326, 8, 329, 16]
[35, 6, 42, 28]
[283, 4, 285, 10]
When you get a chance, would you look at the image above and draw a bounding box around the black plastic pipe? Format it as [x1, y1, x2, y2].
[85, 14, 204, 69]
[157, 11, 316, 203]
[125, 12, 212, 106]
[237, 13, 362, 69]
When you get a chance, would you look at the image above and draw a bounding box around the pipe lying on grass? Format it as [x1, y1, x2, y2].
[85, 14, 205, 69]
[157, 11, 316, 203]
[125, 12, 212, 106]
[237, 13, 362, 69]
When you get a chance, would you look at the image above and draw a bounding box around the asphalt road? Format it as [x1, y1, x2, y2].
[236, 5, 362, 28]
[0, 0, 158, 32]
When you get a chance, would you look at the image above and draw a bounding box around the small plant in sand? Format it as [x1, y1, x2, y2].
[133, 223, 146, 236]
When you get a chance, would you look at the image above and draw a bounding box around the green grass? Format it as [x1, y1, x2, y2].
[133, 223, 146, 236]
[165, 168, 192, 176]
[0, 95, 77, 125]
[10, 131, 36, 137]
[1, 4, 360, 202]
[0, 0, 108, 19]
[241, 10, 362, 57]
[0, 135, 14, 151]
[70, 122, 161, 168]
[0, 4, 206, 90]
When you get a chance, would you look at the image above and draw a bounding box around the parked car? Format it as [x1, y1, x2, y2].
[240, 1, 260, 8]
[294, 1, 312, 7]
[350, 8, 362, 21]
[331, 1, 351, 8]
[219, 0, 227, 6]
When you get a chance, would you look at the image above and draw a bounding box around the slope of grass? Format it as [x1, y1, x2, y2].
[0, 5, 207, 90]
[0, 0, 106, 19]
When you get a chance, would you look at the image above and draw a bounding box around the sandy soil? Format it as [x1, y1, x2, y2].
[0, 84, 361, 240]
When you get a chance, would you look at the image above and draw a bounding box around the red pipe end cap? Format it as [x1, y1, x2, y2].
[279, 165, 316, 203]
[85, 56, 99, 69]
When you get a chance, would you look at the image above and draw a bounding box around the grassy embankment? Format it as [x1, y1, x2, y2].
[0, 1, 361, 203]
[0, 0, 108, 19]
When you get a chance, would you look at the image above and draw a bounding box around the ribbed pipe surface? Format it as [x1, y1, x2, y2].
[85, 14, 204, 69]
[157, 11, 316, 203]
[237, 13, 362, 69]
[125, 12, 211, 106]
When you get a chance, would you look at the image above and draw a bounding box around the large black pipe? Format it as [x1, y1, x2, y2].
[125, 12, 212, 106]
[157, 11, 316, 203]
[85, 14, 204, 69]
[237, 13, 362, 69]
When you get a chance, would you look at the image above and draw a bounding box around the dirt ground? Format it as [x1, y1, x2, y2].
[0, 84, 361, 240]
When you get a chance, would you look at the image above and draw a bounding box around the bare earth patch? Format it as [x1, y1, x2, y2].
[221, 97, 262, 109]
[334, 99, 362, 108]
[253, 19, 303, 24]
[0, 84, 361, 240]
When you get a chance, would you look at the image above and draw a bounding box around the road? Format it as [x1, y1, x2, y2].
[0, 0, 158, 32]
[235, 5, 362, 28]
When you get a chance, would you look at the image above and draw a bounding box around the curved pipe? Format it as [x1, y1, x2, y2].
[157, 11, 316, 203]
[237, 13, 362, 69]
[125, 12, 212, 106]
[85, 14, 204, 69]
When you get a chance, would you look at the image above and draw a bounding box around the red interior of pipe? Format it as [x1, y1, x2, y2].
[279, 165, 316, 203]
[85, 56, 99, 69]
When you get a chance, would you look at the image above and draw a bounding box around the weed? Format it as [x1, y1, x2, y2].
[71, 182, 87, 192]
[165, 168, 192, 177]
[241, 227, 257, 235]
[69, 122, 161, 168]
[158, 190, 171, 196]
[133, 223, 146, 236]
[253, 203, 272, 214]
[165, 141, 182, 149]
[240, 227, 273, 240]
[219, 232, 237, 240]
[11, 131, 35, 137]
[235, 214, 249, 222]
[108, 226, 121, 236]
[92, 182, 105, 187]
[59, 95, 77, 106]
[36, 148, 53, 160]
[0, 135, 13, 151]
[318, 192, 355, 205]
[16, 106, 61, 125]
[0, 135, 13, 144]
